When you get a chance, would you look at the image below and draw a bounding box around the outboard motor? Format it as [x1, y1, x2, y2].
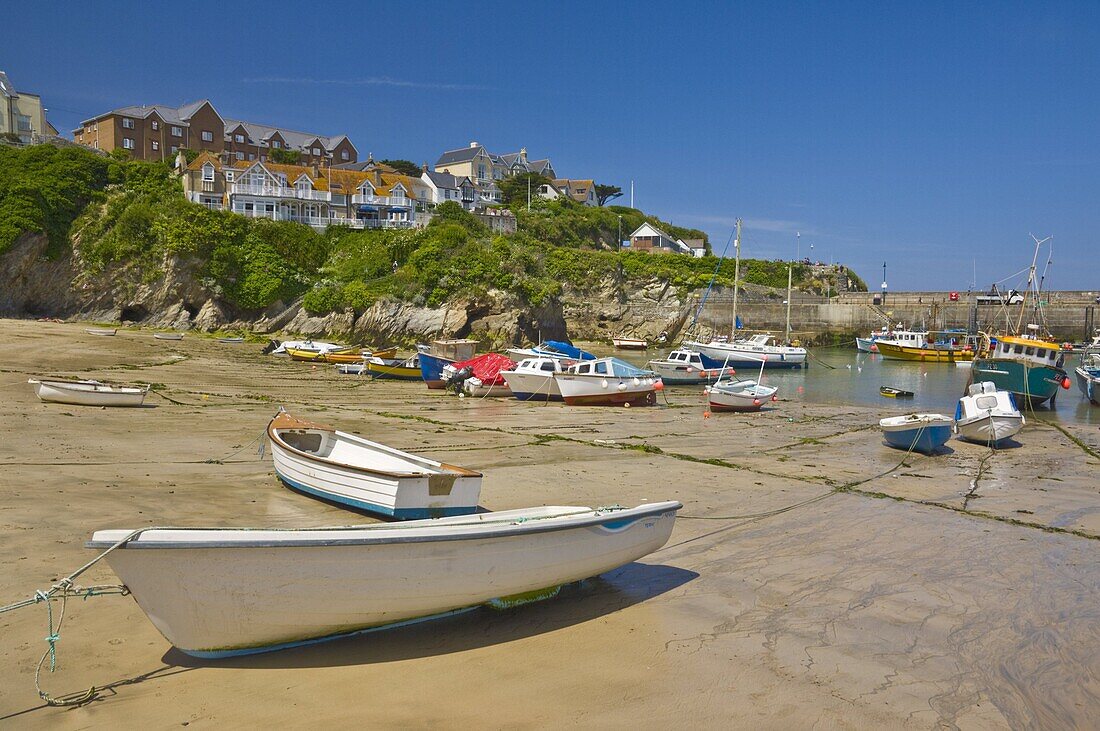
[444, 366, 474, 393]
[262, 339, 281, 355]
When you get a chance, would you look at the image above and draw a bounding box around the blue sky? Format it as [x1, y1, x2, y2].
[8, 1, 1100, 290]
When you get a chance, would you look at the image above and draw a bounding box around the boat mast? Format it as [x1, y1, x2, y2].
[730, 218, 741, 339]
[785, 264, 792, 344]
[1015, 234, 1050, 335]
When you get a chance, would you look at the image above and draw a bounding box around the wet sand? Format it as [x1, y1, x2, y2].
[0, 319, 1098, 728]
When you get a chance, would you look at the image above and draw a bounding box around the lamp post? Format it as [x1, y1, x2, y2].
[881, 261, 888, 306]
[617, 215, 622, 253]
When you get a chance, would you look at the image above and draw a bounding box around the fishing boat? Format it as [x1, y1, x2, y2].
[646, 349, 736, 385]
[267, 411, 481, 518]
[505, 340, 596, 361]
[879, 386, 914, 398]
[417, 339, 479, 389]
[366, 354, 422, 380]
[612, 335, 647, 350]
[856, 328, 925, 353]
[554, 358, 661, 406]
[875, 331, 975, 363]
[85, 500, 681, 658]
[501, 356, 571, 401]
[953, 381, 1024, 446]
[879, 414, 953, 455]
[1074, 353, 1100, 404]
[705, 379, 777, 412]
[972, 330, 1069, 407]
[84, 328, 117, 337]
[29, 378, 148, 407]
[153, 333, 185, 341]
[265, 340, 343, 356]
[442, 353, 516, 397]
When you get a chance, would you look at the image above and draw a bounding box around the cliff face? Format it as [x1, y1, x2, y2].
[0, 231, 695, 345]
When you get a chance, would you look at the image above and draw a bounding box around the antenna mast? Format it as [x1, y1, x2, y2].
[730, 218, 741, 339]
[1015, 233, 1051, 334]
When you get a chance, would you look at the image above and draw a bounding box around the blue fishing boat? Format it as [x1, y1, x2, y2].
[505, 340, 596, 361]
[1075, 353, 1100, 404]
[879, 414, 953, 455]
[415, 339, 477, 389]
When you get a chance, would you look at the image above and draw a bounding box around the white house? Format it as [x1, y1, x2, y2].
[421, 169, 479, 211]
[629, 222, 682, 254]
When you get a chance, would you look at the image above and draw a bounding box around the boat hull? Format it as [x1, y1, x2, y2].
[30, 380, 147, 407]
[612, 338, 647, 350]
[855, 337, 877, 352]
[88, 503, 681, 657]
[705, 381, 778, 412]
[955, 414, 1024, 445]
[1075, 367, 1099, 404]
[880, 417, 952, 455]
[971, 359, 1065, 406]
[501, 370, 562, 400]
[555, 373, 658, 406]
[366, 362, 422, 380]
[692, 345, 806, 369]
[464, 381, 512, 397]
[418, 351, 454, 389]
[875, 342, 974, 362]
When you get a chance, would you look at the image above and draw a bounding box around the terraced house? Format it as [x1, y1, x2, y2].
[73, 99, 357, 166]
[434, 142, 555, 204]
[179, 152, 429, 230]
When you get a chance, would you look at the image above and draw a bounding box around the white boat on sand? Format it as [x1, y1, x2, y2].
[29, 378, 148, 407]
[646, 349, 736, 385]
[268, 411, 482, 519]
[705, 379, 777, 412]
[86, 501, 682, 658]
[153, 332, 184, 341]
[554, 358, 660, 406]
[84, 328, 117, 337]
[954, 381, 1024, 445]
[612, 335, 647, 350]
[501, 356, 570, 401]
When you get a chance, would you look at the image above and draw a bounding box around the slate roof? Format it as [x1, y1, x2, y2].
[436, 145, 487, 166]
[0, 71, 17, 99]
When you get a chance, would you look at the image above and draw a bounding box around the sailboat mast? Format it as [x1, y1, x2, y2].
[730, 218, 741, 339]
[785, 264, 792, 343]
[1015, 234, 1048, 334]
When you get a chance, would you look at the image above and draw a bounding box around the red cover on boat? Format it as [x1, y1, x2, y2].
[452, 353, 516, 386]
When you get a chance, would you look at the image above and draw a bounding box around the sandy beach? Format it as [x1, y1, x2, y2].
[1, 318, 1098, 728]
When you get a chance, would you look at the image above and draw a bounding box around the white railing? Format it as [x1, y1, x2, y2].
[351, 194, 412, 207]
[295, 189, 330, 201]
[230, 183, 331, 202]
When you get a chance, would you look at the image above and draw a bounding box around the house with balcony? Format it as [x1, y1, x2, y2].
[178, 152, 422, 230]
[421, 169, 479, 211]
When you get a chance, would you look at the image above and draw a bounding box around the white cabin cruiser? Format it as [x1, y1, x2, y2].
[554, 358, 661, 406]
[683, 334, 807, 369]
[501, 356, 572, 401]
[646, 349, 736, 385]
[953, 381, 1024, 446]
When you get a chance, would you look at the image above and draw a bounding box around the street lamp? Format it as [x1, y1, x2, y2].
[617, 215, 622, 253]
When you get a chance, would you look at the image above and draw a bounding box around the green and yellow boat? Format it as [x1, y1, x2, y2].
[972, 333, 1070, 407]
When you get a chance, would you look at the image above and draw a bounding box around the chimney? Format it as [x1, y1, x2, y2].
[469, 141, 479, 148]
[373, 168, 383, 186]
[520, 147, 527, 164]
[421, 161, 428, 173]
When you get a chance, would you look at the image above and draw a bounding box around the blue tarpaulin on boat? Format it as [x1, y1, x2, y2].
[542, 340, 596, 360]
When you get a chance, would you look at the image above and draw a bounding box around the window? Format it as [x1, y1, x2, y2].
[202, 163, 215, 181]
[16, 114, 32, 132]
[312, 147, 321, 155]
[122, 138, 135, 149]
[341, 150, 349, 160]
[478, 164, 487, 180]
[1014, 344, 1024, 355]
[225, 171, 234, 182]
[595, 362, 608, 375]
[296, 179, 312, 191]
[151, 120, 159, 130]
[272, 140, 281, 148]
[171, 145, 178, 154]
[235, 133, 244, 143]
[201, 130, 213, 142]
[235, 151, 244, 161]
[248, 153, 256, 161]
[151, 140, 159, 150]
[171, 126, 183, 137]
[122, 117, 135, 129]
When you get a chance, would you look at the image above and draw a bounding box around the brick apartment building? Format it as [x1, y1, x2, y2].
[72, 99, 357, 166]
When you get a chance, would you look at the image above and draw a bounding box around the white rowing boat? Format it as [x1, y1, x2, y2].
[267, 411, 482, 518]
[29, 378, 148, 407]
[86, 501, 681, 658]
[704, 379, 778, 412]
[84, 328, 117, 337]
[153, 333, 185, 341]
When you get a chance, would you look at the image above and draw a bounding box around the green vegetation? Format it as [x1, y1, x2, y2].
[270, 148, 302, 165]
[1, 143, 863, 319]
[595, 184, 623, 206]
[380, 159, 422, 177]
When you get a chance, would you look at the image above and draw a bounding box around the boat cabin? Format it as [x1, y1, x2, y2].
[516, 357, 566, 374]
[992, 335, 1063, 368]
[663, 350, 705, 368]
[877, 330, 927, 347]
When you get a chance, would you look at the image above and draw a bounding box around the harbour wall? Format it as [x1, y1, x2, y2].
[689, 297, 1098, 342]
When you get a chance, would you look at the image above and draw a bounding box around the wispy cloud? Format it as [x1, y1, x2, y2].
[240, 76, 491, 91]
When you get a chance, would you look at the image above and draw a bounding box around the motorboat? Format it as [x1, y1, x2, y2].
[86, 501, 682, 658]
[953, 381, 1024, 446]
[880, 386, 914, 398]
[265, 340, 343, 357]
[268, 411, 482, 518]
[612, 335, 647, 350]
[417, 339, 479, 389]
[29, 378, 148, 407]
[972, 329, 1069, 407]
[683, 334, 807, 369]
[704, 379, 777, 412]
[1074, 353, 1100, 404]
[646, 349, 735, 385]
[554, 358, 660, 406]
[501, 356, 572, 401]
[879, 414, 953, 455]
[505, 340, 596, 361]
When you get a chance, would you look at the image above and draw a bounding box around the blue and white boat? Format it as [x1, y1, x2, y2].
[416, 339, 478, 389]
[646, 349, 736, 384]
[506, 340, 596, 361]
[953, 381, 1024, 445]
[683, 334, 807, 369]
[878, 413, 953, 455]
[1075, 353, 1100, 404]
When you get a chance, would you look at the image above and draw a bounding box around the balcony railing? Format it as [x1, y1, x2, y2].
[230, 183, 331, 202]
[351, 194, 412, 207]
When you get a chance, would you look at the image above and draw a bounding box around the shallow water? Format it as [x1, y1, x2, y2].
[605, 346, 1099, 426]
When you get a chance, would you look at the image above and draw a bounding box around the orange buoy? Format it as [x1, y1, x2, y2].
[654, 380, 665, 391]
[1062, 377, 1071, 389]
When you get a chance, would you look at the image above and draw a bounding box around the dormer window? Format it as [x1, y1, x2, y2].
[272, 140, 281, 149]
[312, 147, 321, 155]
[296, 178, 313, 191]
[201, 163, 215, 181]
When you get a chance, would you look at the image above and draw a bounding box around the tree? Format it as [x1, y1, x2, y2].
[380, 159, 422, 177]
[270, 148, 302, 165]
[499, 172, 550, 205]
[595, 184, 623, 206]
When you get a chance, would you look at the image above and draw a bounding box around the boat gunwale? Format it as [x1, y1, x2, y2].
[267, 414, 481, 480]
[31, 378, 148, 395]
[85, 501, 683, 549]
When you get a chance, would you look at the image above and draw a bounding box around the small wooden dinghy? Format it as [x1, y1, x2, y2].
[29, 378, 148, 407]
[268, 411, 482, 518]
[954, 381, 1024, 445]
[879, 413, 952, 454]
[705, 378, 778, 412]
[86, 500, 681, 658]
[153, 333, 185, 341]
[880, 386, 914, 398]
[612, 335, 648, 350]
[84, 328, 117, 336]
